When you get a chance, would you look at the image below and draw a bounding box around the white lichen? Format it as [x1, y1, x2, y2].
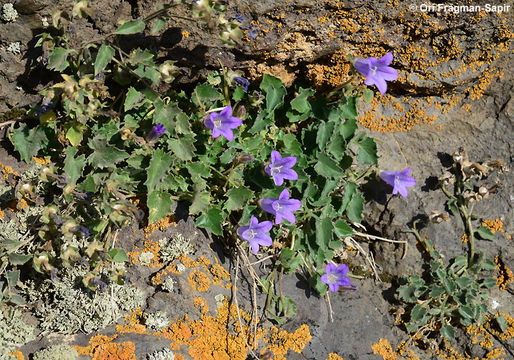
[162, 276, 175, 292]
[139, 251, 155, 265]
[41, 16, 49, 27]
[1, 4, 18, 22]
[214, 294, 225, 308]
[33, 344, 78, 360]
[0, 307, 36, 360]
[176, 263, 186, 273]
[6, 42, 21, 55]
[158, 233, 194, 263]
[147, 348, 174, 360]
[145, 311, 170, 331]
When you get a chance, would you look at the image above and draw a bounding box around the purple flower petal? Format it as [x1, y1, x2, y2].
[378, 52, 393, 66]
[260, 198, 276, 215]
[354, 59, 371, 77]
[355, 53, 398, 94]
[271, 150, 282, 163]
[326, 263, 337, 273]
[377, 67, 398, 81]
[281, 168, 298, 181]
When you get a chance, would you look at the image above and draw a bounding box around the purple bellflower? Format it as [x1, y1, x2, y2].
[237, 216, 273, 254]
[234, 76, 250, 92]
[321, 263, 353, 293]
[204, 105, 243, 142]
[148, 124, 167, 141]
[260, 189, 302, 224]
[380, 167, 416, 198]
[265, 151, 298, 186]
[354, 52, 398, 94]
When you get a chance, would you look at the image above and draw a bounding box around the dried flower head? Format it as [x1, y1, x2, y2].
[429, 210, 450, 224]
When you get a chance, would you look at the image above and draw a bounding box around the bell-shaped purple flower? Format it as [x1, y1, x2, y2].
[354, 52, 398, 94]
[380, 167, 416, 198]
[147, 124, 167, 141]
[265, 151, 298, 186]
[234, 76, 250, 92]
[237, 216, 273, 254]
[321, 263, 353, 293]
[260, 189, 302, 224]
[204, 105, 243, 142]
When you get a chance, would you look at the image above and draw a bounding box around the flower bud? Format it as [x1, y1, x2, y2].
[159, 61, 179, 83]
[33, 253, 53, 273]
[62, 219, 78, 234]
[40, 166, 55, 182]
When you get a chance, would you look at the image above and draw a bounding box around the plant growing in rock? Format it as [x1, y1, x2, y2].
[397, 149, 508, 340]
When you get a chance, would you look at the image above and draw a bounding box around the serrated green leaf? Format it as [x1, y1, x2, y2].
[334, 219, 354, 238]
[124, 87, 145, 111]
[398, 285, 416, 301]
[459, 306, 474, 320]
[314, 153, 344, 177]
[66, 124, 83, 146]
[282, 134, 303, 155]
[95, 44, 115, 76]
[189, 189, 210, 215]
[195, 207, 224, 235]
[339, 118, 357, 140]
[116, 19, 145, 35]
[145, 149, 172, 191]
[315, 217, 333, 251]
[496, 315, 508, 333]
[482, 277, 497, 288]
[87, 136, 129, 169]
[48, 47, 73, 71]
[147, 190, 174, 223]
[346, 191, 364, 223]
[363, 89, 374, 102]
[224, 187, 254, 212]
[316, 121, 335, 150]
[6, 270, 20, 288]
[63, 147, 86, 184]
[481, 259, 496, 271]
[357, 137, 378, 165]
[340, 97, 357, 119]
[193, 84, 222, 105]
[8, 254, 32, 265]
[429, 286, 445, 298]
[260, 74, 286, 113]
[476, 226, 495, 241]
[441, 325, 455, 340]
[11, 124, 48, 163]
[232, 86, 245, 101]
[290, 87, 314, 113]
[411, 305, 427, 322]
[151, 18, 166, 35]
[108, 248, 129, 263]
[168, 137, 195, 161]
[455, 277, 473, 288]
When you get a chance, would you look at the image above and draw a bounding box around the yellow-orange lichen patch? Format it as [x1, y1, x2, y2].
[494, 256, 513, 291]
[116, 307, 148, 335]
[461, 233, 469, 243]
[371, 339, 398, 360]
[264, 324, 312, 360]
[10, 350, 24, 360]
[74, 334, 136, 360]
[180, 255, 199, 268]
[0, 208, 4, 219]
[32, 157, 51, 165]
[326, 354, 344, 360]
[209, 258, 231, 286]
[188, 269, 211, 292]
[193, 297, 209, 314]
[0, 161, 18, 181]
[143, 215, 177, 239]
[482, 219, 505, 234]
[463, 313, 514, 359]
[128, 239, 162, 269]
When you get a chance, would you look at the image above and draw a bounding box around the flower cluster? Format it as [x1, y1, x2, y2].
[238, 150, 301, 254]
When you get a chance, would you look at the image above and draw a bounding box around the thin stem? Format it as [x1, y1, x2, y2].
[0, 120, 17, 128]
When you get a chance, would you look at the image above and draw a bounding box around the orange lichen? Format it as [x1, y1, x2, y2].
[193, 297, 209, 314]
[482, 219, 505, 234]
[188, 269, 211, 292]
[181, 30, 190, 38]
[143, 214, 177, 238]
[0, 208, 4, 219]
[494, 256, 513, 291]
[180, 255, 199, 268]
[371, 339, 398, 360]
[326, 354, 344, 360]
[264, 324, 312, 360]
[10, 350, 24, 360]
[116, 307, 148, 335]
[0, 161, 18, 181]
[128, 239, 162, 269]
[74, 334, 136, 360]
[32, 157, 51, 165]
[461, 233, 469, 243]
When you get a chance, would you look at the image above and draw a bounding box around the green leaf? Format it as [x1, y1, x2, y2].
[87, 136, 129, 169]
[455, 277, 473, 288]
[447, 199, 459, 216]
[11, 124, 48, 162]
[398, 285, 417, 302]
[340, 97, 357, 120]
[316, 121, 335, 150]
[108, 248, 129, 263]
[476, 226, 495, 241]
[410, 305, 427, 322]
[232, 86, 245, 102]
[334, 219, 354, 238]
[168, 137, 195, 161]
[196, 207, 224, 235]
[193, 84, 222, 105]
[458, 306, 474, 320]
[314, 153, 344, 177]
[482, 277, 497, 288]
[145, 149, 172, 191]
[8, 254, 32, 265]
[429, 286, 445, 298]
[224, 187, 254, 212]
[357, 137, 378, 165]
[151, 18, 166, 35]
[340, 118, 357, 140]
[48, 48, 73, 71]
[290, 87, 314, 113]
[63, 147, 86, 184]
[147, 190, 174, 223]
[481, 259, 496, 271]
[346, 192, 364, 223]
[95, 44, 115, 76]
[282, 134, 303, 155]
[124, 87, 145, 111]
[363, 88, 374, 102]
[260, 74, 286, 113]
[116, 19, 145, 35]
[66, 124, 83, 146]
[189, 190, 211, 215]
[315, 217, 333, 251]
[441, 325, 455, 340]
[6, 270, 20, 288]
[341, 182, 357, 212]
[496, 315, 508, 333]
